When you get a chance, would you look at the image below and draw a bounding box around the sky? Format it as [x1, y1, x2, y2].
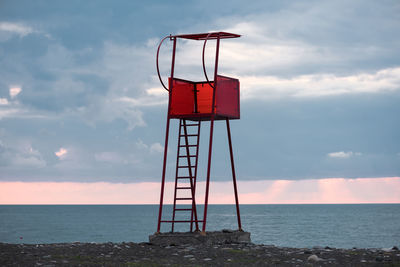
[0, 0, 399, 204]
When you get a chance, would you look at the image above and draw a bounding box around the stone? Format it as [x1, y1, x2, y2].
[2, 242, 400, 266]
[149, 230, 251, 246]
[307, 254, 323, 262]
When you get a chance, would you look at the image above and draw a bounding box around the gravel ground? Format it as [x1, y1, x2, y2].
[1, 242, 399, 266]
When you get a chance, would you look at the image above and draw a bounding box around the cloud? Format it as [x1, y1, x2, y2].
[1, 38, 153, 128]
[0, 22, 51, 42]
[23, 41, 155, 129]
[12, 154, 46, 168]
[0, 87, 41, 120]
[135, 139, 149, 150]
[52, 146, 98, 174]
[55, 147, 68, 159]
[135, 139, 163, 154]
[77, 97, 146, 130]
[0, 140, 46, 168]
[93, 141, 163, 166]
[240, 67, 400, 100]
[116, 95, 167, 107]
[0, 106, 50, 120]
[327, 151, 361, 159]
[0, 22, 34, 37]
[94, 152, 124, 164]
[1, 1, 399, 182]
[165, 14, 400, 100]
[150, 143, 164, 154]
[192, 4, 400, 100]
[0, 108, 18, 119]
[12, 145, 46, 168]
[9, 87, 22, 98]
[217, 1, 400, 73]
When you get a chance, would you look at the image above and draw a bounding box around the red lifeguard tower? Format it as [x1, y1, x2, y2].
[156, 32, 242, 234]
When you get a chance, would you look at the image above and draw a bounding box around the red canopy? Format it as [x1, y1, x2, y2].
[173, 32, 240, 40]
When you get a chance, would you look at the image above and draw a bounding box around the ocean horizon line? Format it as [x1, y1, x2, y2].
[1, 203, 399, 206]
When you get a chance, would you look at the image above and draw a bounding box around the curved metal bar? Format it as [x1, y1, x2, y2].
[202, 32, 216, 89]
[156, 35, 171, 91]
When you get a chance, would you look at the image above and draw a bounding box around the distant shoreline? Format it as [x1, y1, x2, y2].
[1, 203, 400, 206]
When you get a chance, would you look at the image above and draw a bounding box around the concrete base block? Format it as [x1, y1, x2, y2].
[149, 230, 251, 246]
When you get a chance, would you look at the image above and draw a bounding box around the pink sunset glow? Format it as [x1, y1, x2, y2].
[0, 177, 399, 204]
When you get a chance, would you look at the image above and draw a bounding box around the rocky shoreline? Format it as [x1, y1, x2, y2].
[1, 241, 399, 266]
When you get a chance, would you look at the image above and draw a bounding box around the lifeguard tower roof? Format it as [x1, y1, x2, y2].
[173, 32, 241, 40]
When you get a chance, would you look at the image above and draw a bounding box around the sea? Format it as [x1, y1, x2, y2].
[0, 204, 399, 249]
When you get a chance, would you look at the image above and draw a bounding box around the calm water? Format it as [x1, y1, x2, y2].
[0, 204, 399, 248]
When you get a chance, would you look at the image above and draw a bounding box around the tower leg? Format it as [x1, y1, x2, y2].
[226, 119, 242, 230]
[156, 117, 171, 233]
[202, 117, 215, 232]
[157, 37, 176, 233]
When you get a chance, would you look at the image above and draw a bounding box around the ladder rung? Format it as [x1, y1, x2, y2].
[176, 176, 194, 179]
[178, 155, 197, 158]
[179, 144, 197, 147]
[161, 220, 204, 223]
[177, 165, 196, 168]
[176, 187, 192, 190]
[174, 208, 192, 211]
[175, 197, 192, 200]
[179, 134, 198, 137]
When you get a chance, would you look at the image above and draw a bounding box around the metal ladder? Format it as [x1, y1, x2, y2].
[171, 119, 202, 232]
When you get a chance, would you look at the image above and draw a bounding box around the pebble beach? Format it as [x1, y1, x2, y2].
[1, 241, 399, 266]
